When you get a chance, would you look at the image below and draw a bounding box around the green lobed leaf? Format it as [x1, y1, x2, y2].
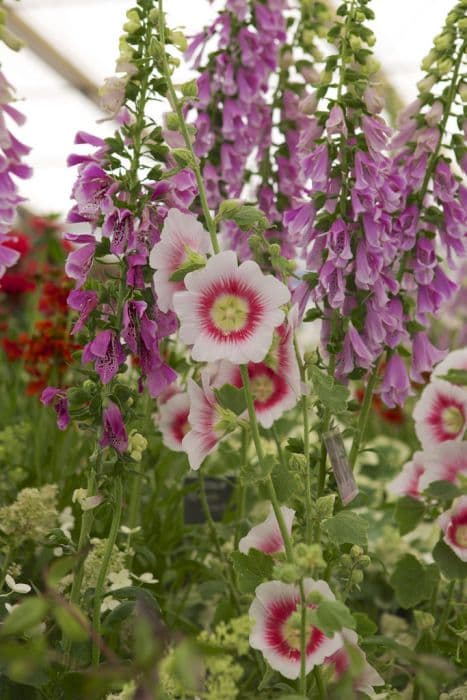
[0, 598, 49, 637]
[353, 612, 377, 637]
[309, 366, 350, 414]
[423, 480, 461, 501]
[322, 511, 368, 547]
[214, 384, 247, 416]
[432, 539, 467, 580]
[230, 550, 274, 594]
[390, 554, 432, 608]
[394, 496, 425, 535]
[53, 604, 89, 643]
[310, 600, 356, 637]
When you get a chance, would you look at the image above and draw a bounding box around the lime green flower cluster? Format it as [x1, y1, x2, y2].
[0, 484, 58, 545]
[199, 615, 251, 656]
[198, 615, 251, 700]
[0, 421, 32, 465]
[159, 648, 185, 698]
[106, 681, 136, 700]
[81, 538, 127, 592]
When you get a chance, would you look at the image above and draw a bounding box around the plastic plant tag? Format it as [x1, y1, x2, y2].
[324, 429, 358, 505]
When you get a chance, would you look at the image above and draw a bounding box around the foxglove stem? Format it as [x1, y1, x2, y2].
[348, 357, 382, 471]
[92, 474, 123, 666]
[316, 353, 336, 501]
[125, 459, 143, 556]
[158, 0, 219, 254]
[293, 337, 313, 545]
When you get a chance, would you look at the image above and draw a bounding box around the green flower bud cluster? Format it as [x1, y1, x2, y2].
[0, 484, 59, 546]
[340, 545, 370, 589]
[294, 542, 326, 575]
[198, 615, 251, 657]
[273, 561, 300, 584]
[106, 681, 137, 700]
[76, 537, 127, 594]
[0, 421, 32, 467]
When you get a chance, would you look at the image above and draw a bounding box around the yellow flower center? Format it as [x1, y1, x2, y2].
[250, 374, 275, 402]
[210, 294, 249, 333]
[455, 524, 467, 548]
[441, 406, 464, 434]
[282, 618, 302, 651]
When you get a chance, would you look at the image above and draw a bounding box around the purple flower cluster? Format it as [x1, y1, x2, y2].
[0, 72, 32, 276]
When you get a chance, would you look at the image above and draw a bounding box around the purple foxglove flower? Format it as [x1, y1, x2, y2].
[336, 323, 374, 377]
[0, 238, 20, 276]
[361, 115, 391, 153]
[122, 299, 147, 354]
[68, 289, 98, 335]
[414, 238, 437, 286]
[417, 266, 457, 321]
[302, 143, 329, 189]
[379, 353, 412, 408]
[326, 105, 347, 138]
[41, 387, 70, 431]
[167, 169, 198, 210]
[194, 113, 215, 158]
[393, 204, 419, 251]
[69, 163, 118, 223]
[100, 401, 128, 454]
[363, 86, 384, 114]
[410, 332, 447, 383]
[327, 219, 352, 268]
[102, 207, 134, 255]
[414, 127, 440, 157]
[355, 241, 382, 289]
[65, 235, 97, 288]
[126, 250, 147, 288]
[82, 329, 126, 384]
[283, 203, 315, 247]
[319, 261, 346, 309]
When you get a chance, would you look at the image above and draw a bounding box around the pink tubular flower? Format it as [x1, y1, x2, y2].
[413, 380, 467, 448]
[387, 453, 427, 500]
[64, 234, 97, 288]
[418, 441, 467, 493]
[82, 329, 126, 385]
[379, 353, 412, 408]
[324, 629, 384, 695]
[40, 387, 70, 431]
[158, 391, 190, 452]
[249, 579, 343, 679]
[173, 251, 290, 364]
[239, 504, 295, 555]
[68, 289, 99, 335]
[182, 375, 226, 470]
[100, 401, 128, 454]
[410, 332, 448, 383]
[438, 496, 467, 562]
[149, 208, 212, 313]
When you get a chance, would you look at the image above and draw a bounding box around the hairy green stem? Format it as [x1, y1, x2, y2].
[158, 0, 219, 254]
[436, 580, 455, 641]
[348, 358, 381, 471]
[92, 475, 123, 665]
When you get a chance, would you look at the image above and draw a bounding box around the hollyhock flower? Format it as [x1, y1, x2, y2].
[40, 387, 70, 431]
[82, 329, 126, 384]
[433, 347, 467, 380]
[438, 496, 467, 562]
[173, 251, 290, 364]
[387, 453, 426, 500]
[413, 380, 467, 448]
[410, 332, 447, 383]
[100, 401, 128, 454]
[68, 289, 99, 335]
[418, 441, 467, 493]
[324, 628, 384, 695]
[158, 391, 190, 452]
[64, 234, 97, 288]
[182, 376, 226, 470]
[239, 504, 295, 555]
[149, 209, 212, 313]
[379, 354, 412, 408]
[249, 579, 343, 679]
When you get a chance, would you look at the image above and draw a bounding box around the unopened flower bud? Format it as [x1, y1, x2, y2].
[421, 49, 436, 71]
[340, 554, 352, 569]
[351, 569, 364, 584]
[359, 555, 371, 569]
[413, 610, 435, 631]
[181, 80, 198, 98]
[316, 494, 336, 520]
[306, 590, 323, 605]
[433, 32, 453, 52]
[436, 58, 453, 76]
[350, 545, 364, 559]
[273, 562, 299, 584]
[288, 453, 307, 472]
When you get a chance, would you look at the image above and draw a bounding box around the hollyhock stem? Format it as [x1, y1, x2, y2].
[158, 0, 219, 254]
[234, 428, 248, 549]
[92, 474, 123, 666]
[314, 666, 326, 699]
[349, 358, 382, 471]
[435, 580, 455, 641]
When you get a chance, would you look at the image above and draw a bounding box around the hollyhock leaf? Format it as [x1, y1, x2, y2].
[0, 597, 49, 637]
[310, 366, 350, 414]
[423, 480, 461, 501]
[240, 458, 275, 485]
[394, 496, 425, 535]
[432, 540, 467, 580]
[53, 604, 89, 643]
[439, 369, 467, 386]
[390, 555, 431, 608]
[224, 204, 269, 232]
[353, 612, 378, 637]
[214, 384, 247, 416]
[230, 550, 273, 594]
[46, 556, 76, 589]
[286, 437, 304, 454]
[309, 600, 356, 637]
[322, 511, 368, 547]
[271, 461, 301, 502]
[169, 257, 206, 282]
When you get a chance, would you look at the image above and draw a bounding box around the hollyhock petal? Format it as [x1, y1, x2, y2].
[387, 453, 427, 500]
[158, 392, 190, 452]
[182, 377, 223, 470]
[239, 504, 295, 555]
[413, 380, 467, 448]
[418, 441, 467, 493]
[100, 401, 128, 454]
[438, 496, 467, 562]
[433, 348, 467, 380]
[324, 629, 384, 695]
[174, 251, 289, 365]
[249, 579, 343, 680]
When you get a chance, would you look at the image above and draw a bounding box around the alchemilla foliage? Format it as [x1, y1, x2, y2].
[0, 0, 466, 698]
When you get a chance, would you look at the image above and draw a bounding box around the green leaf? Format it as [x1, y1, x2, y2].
[423, 480, 461, 501]
[217, 201, 269, 232]
[310, 600, 356, 637]
[390, 554, 432, 608]
[438, 369, 467, 386]
[303, 308, 323, 322]
[0, 597, 49, 637]
[169, 255, 206, 282]
[394, 496, 425, 535]
[240, 457, 274, 484]
[322, 511, 368, 547]
[310, 366, 350, 414]
[231, 550, 273, 594]
[214, 384, 247, 416]
[46, 556, 76, 589]
[53, 604, 89, 643]
[353, 612, 377, 637]
[432, 539, 467, 580]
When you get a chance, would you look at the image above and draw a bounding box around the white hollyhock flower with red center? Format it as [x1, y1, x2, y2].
[173, 250, 290, 364]
[158, 391, 190, 452]
[239, 504, 295, 555]
[149, 209, 212, 313]
[324, 628, 384, 695]
[418, 440, 467, 493]
[433, 347, 467, 381]
[387, 452, 426, 500]
[249, 579, 343, 679]
[438, 496, 467, 562]
[413, 380, 467, 448]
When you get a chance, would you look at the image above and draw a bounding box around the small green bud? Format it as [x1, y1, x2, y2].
[413, 610, 435, 632]
[83, 379, 96, 394]
[148, 8, 159, 24]
[165, 112, 180, 131]
[0, 27, 23, 51]
[351, 569, 364, 584]
[350, 545, 364, 559]
[306, 590, 323, 605]
[459, 82, 467, 102]
[421, 49, 436, 71]
[340, 554, 352, 569]
[269, 243, 281, 257]
[149, 37, 165, 64]
[359, 555, 371, 569]
[214, 407, 239, 434]
[437, 57, 453, 75]
[316, 494, 336, 520]
[433, 32, 453, 52]
[181, 80, 198, 98]
[349, 34, 363, 52]
[355, 9, 365, 21]
[273, 562, 299, 584]
[171, 148, 195, 167]
[295, 543, 326, 573]
[169, 30, 187, 52]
